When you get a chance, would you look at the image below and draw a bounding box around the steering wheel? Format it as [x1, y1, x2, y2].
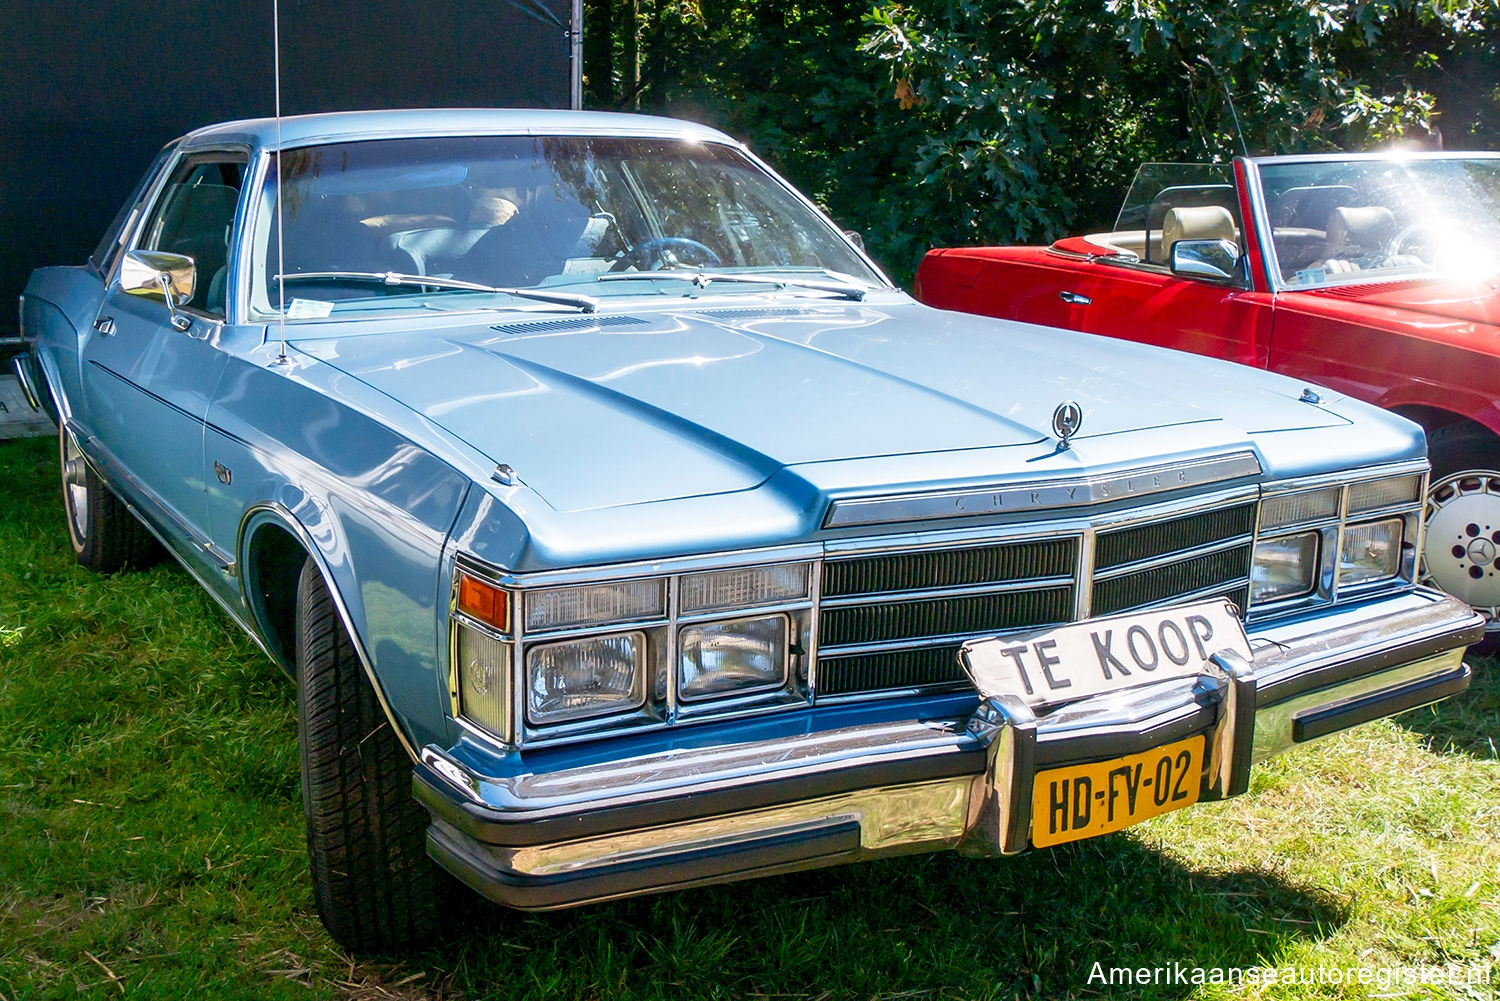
[1384, 222, 1442, 262]
[610, 236, 721, 272]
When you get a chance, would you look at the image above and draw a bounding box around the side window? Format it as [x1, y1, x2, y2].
[91, 145, 174, 277]
[135, 155, 247, 317]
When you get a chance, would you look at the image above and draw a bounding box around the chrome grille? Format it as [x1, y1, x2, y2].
[817, 502, 1254, 697]
[820, 586, 1074, 646]
[1092, 545, 1252, 616]
[1095, 503, 1256, 570]
[824, 538, 1074, 597]
[818, 647, 969, 696]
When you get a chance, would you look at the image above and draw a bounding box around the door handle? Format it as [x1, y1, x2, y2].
[93, 315, 115, 335]
[1058, 291, 1092, 305]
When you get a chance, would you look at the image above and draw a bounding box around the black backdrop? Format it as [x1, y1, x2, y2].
[0, 0, 574, 336]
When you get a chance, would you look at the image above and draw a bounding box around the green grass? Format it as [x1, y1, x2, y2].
[1, 433, 1497, 1000]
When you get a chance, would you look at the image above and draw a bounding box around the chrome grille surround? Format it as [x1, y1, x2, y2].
[815, 489, 1258, 698]
[449, 461, 1430, 749]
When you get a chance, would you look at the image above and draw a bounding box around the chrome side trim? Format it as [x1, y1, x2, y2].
[11, 354, 44, 413]
[823, 451, 1263, 528]
[65, 428, 285, 685]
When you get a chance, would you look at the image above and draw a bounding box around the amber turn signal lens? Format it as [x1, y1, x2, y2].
[456, 572, 508, 630]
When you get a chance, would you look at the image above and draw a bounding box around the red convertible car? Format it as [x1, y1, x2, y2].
[917, 153, 1500, 641]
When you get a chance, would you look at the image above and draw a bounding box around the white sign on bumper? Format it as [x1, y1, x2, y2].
[959, 599, 1253, 709]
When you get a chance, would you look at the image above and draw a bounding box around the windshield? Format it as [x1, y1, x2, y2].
[1113, 163, 1236, 232]
[250, 135, 881, 318]
[1257, 157, 1500, 289]
[1102, 163, 1239, 266]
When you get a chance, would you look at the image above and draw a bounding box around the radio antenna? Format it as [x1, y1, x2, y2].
[1222, 79, 1251, 159]
[272, 0, 289, 365]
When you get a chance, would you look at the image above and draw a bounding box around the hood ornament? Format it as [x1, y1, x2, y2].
[1051, 401, 1084, 450]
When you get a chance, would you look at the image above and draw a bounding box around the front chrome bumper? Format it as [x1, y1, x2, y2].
[414, 588, 1482, 909]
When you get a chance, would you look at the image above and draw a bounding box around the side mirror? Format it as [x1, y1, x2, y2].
[1169, 239, 1243, 283]
[120, 250, 197, 330]
[844, 230, 866, 251]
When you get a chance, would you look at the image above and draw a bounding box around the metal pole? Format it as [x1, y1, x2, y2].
[570, 0, 583, 109]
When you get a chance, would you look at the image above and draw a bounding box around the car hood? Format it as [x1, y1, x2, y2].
[1294, 277, 1500, 327]
[294, 297, 1349, 512]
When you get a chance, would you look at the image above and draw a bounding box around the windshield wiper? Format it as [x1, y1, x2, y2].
[275, 271, 599, 312]
[596, 269, 868, 301]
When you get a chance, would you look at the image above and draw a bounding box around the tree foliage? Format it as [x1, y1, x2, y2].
[583, 0, 1500, 284]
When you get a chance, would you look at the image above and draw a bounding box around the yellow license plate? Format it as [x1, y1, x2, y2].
[1030, 735, 1204, 848]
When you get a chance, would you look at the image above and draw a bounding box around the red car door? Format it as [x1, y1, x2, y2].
[1074, 261, 1275, 369]
[916, 246, 1102, 330]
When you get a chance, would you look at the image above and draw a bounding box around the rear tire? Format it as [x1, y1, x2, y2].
[296, 557, 440, 951]
[59, 424, 161, 573]
[1422, 423, 1500, 652]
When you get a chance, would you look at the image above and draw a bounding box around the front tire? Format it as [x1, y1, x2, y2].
[1421, 423, 1500, 650]
[296, 557, 440, 951]
[59, 424, 160, 573]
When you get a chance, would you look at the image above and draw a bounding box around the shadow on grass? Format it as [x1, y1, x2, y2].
[422, 833, 1348, 1001]
[1395, 651, 1499, 759]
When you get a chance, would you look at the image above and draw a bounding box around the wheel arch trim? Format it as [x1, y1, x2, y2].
[237, 501, 421, 762]
[1381, 392, 1500, 441]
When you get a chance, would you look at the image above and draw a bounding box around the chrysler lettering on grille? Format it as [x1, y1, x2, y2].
[824, 452, 1263, 528]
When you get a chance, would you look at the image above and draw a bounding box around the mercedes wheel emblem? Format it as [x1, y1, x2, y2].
[1051, 400, 1084, 449]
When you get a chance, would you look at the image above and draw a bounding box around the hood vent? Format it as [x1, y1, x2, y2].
[491, 315, 649, 336]
[695, 306, 830, 320]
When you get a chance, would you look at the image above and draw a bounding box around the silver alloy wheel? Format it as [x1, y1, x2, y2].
[61, 428, 91, 550]
[1422, 467, 1500, 631]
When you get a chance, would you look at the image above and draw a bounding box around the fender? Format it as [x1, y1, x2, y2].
[238, 501, 422, 762]
[1375, 384, 1500, 440]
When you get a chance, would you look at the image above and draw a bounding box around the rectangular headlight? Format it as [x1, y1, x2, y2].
[679, 614, 788, 701]
[1260, 487, 1340, 529]
[1348, 475, 1422, 514]
[526, 632, 646, 723]
[456, 623, 510, 740]
[680, 564, 809, 614]
[1251, 532, 1319, 604]
[525, 580, 665, 631]
[1339, 518, 1402, 587]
